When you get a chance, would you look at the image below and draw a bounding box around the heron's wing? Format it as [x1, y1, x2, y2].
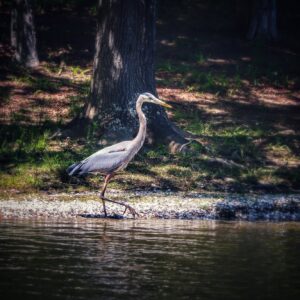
[77, 150, 130, 175]
[67, 141, 133, 176]
[87, 141, 131, 158]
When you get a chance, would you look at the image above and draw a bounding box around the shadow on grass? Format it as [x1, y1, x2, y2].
[0, 60, 90, 126]
[0, 2, 299, 193]
[0, 115, 299, 193]
[156, 1, 300, 98]
[0, 86, 12, 105]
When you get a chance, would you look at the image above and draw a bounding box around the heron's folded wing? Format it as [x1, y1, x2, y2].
[86, 141, 130, 159]
[78, 151, 129, 174]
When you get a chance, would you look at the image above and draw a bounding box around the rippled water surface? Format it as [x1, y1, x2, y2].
[0, 219, 299, 299]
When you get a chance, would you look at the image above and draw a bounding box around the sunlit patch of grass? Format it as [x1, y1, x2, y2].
[266, 142, 293, 154]
[0, 127, 49, 158]
[187, 121, 213, 136]
[44, 62, 61, 74]
[264, 141, 300, 168]
[240, 167, 288, 186]
[184, 71, 231, 95]
[69, 65, 88, 77]
[218, 126, 264, 138]
[145, 145, 170, 160]
[166, 166, 192, 177]
[0, 125, 68, 190]
[172, 110, 213, 135]
[0, 173, 39, 190]
[9, 74, 62, 92]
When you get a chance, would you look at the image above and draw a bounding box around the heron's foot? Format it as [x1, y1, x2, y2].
[123, 204, 139, 219]
[100, 195, 139, 219]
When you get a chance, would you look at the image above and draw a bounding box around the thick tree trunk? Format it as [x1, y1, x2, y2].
[68, 0, 187, 152]
[11, 0, 39, 67]
[247, 0, 278, 41]
[235, 0, 252, 34]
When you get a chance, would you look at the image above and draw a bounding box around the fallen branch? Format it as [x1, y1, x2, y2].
[201, 154, 246, 169]
[184, 138, 246, 169]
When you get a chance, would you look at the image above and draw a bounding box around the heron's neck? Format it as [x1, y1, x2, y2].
[134, 97, 147, 145]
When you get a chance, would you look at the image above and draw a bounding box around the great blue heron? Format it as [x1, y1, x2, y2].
[67, 92, 172, 218]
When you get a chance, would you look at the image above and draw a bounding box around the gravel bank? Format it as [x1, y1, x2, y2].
[0, 190, 299, 221]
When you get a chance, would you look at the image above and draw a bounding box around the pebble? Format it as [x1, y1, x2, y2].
[0, 190, 299, 221]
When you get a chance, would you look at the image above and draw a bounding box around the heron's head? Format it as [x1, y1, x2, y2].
[139, 92, 172, 109]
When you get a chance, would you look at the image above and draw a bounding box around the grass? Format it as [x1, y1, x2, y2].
[156, 37, 298, 97]
[158, 61, 293, 94]
[9, 73, 62, 92]
[0, 6, 299, 195]
[0, 125, 77, 191]
[0, 58, 299, 194]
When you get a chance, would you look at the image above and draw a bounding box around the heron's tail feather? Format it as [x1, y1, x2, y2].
[67, 162, 84, 176]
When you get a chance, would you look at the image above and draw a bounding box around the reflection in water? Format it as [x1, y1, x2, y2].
[0, 220, 299, 300]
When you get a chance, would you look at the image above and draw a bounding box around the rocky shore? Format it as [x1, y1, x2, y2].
[0, 190, 299, 221]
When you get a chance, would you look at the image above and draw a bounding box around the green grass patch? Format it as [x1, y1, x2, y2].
[10, 73, 62, 92]
[0, 121, 298, 193]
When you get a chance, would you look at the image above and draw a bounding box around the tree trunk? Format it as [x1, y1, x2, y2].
[235, 0, 252, 34]
[247, 0, 278, 41]
[68, 0, 187, 152]
[11, 0, 39, 67]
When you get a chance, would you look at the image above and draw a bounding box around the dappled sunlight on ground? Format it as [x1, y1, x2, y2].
[251, 87, 300, 106]
[0, 63, 90, 124]
[0, 3, 299, 194]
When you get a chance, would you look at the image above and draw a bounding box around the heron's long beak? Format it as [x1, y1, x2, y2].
[155, 98, 172, 109]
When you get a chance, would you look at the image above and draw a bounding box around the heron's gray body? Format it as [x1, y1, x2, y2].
[67, 140, 143, 176]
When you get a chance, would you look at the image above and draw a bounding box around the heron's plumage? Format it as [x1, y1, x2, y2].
[67, 141, 132, 176]
[67, 93, 168, 177]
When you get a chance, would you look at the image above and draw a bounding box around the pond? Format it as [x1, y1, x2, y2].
[0, 219, 299, 299]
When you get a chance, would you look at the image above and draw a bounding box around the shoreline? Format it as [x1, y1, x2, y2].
[0, 190, 300, 221]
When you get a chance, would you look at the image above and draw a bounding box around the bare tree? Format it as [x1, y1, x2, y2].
[11, 0, 39, 67]
[247, 0, 278, 41]
[67, 0, 187, 152]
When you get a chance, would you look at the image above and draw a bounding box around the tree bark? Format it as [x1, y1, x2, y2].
[11, 0, 39, 67]
[68, 0, 187, 152]
[247, 0, 278, 41]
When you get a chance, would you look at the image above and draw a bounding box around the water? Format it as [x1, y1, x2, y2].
[0, 220, 299, 300]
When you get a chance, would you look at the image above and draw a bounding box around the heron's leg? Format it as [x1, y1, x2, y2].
[101, 199, 107, 217]
[99, 174, 114, 217]
[123, 207, 127, 215]
[100, 196, 139, 219]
